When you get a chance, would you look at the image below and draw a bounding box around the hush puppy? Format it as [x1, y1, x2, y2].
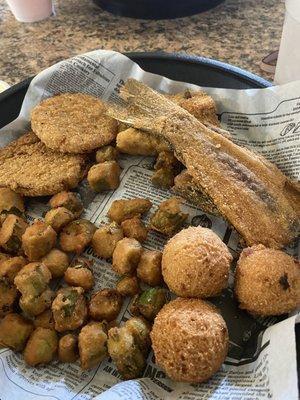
[162, 227, 232, 298]
[235, 244, 300, 316]
[150, 298, 228, 383]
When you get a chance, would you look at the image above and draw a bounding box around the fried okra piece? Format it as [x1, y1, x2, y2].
[112, 238, 143, 276]
[121, 217, 148, 243]
[41, 248, 69, 278]
[14, 262, 53, 316]
[116, 276, 140, 297]
[64, 257, 94, 291]
[0, 313, 33, 351]
[107, 317, 151, 379]
[137, 250, 163, 286]
[116, 128, 169, 156]
[24, 328, 58, 366]
[58, 334, 78, 363]
[49, 191, 83, 218]
[151, 168, 176, 189]
[0, 257, 21, 317]
[89, 289, 123, 322]
[79, 322, 108, 370]
[92, 222, 124, 259]
[22, 220, 57, 261]
[133, 288, 167, 321]
[0, 214, 28, 254]
[108, 198, 152, 224]
[20, 288, 54, 316]
[0, 256, 26, 283]
[151, 151, 182, 189]
[150, 197, 188, 236]
[124, 317, 151, 356]
[14, 262, 52, 298]
[44, 207, 75, 232]
[0, 281, 18, 317]
[0, 188, 25, 226]
[88, 161, 121, 192]
[0, 252, 10, 263]
[96, 145, 119, 163]
[59, 219, 96, 254]
[34, 309, 55, 329]
[52, 286, 87, 332]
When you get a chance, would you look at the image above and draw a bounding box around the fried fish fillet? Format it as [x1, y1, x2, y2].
[172, 170, 220, 216]
[0, 132, 88, 196]
[107, 79, 299, 248]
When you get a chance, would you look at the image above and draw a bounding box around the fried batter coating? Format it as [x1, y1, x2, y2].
[162, 227, 232, 298]
[44, 207, 75, 232]
[14, 262, 52, 298]
[31, 93, 118, 153]
[58, 334, 78, 363]
[22, 220, 57, 261]
[112, 238, 143, 276]
[87, 161, 121, 192]
[150, 197, 188, 236]
[95, 145, 119, 163]
[0, 132, 88, 196]
[137, 250, 162, 286]
[64, 257, 94, 291]
[34, 309, 55, 329]
[0, 214, 28, 254]
[41, 248, 69, 278]
[150, 298, 228, 383]
[108, 198, 152, 224]
[20, 288, 54, 317]
[92, 222, 124, 259]
[59, 219, 96, 254]
[121, 217, 148, 243]
[79, 322, 107, 370]
[49, 191, 83, 218]
[107, 317, 150, 379]
[24, 328, 58, 366]
[235, 244, 300, 316]
[0, 313, 33, 351]
[0, 188, 25, 225]
[52, 286, 87, 332]
[89, 289, 123, 322]
[116, 127, 169, 156]
[116, 276, 140, 297]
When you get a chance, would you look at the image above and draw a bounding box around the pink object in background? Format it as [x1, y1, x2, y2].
[6, 0, 54, 23]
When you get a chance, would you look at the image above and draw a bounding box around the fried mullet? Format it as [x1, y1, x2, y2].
[107, 79, 299, 248]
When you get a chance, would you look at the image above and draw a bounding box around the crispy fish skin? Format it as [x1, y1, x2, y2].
[172, 170, 220, 216]
[107, 79, 299, 248]
[0, 132, 88, 196]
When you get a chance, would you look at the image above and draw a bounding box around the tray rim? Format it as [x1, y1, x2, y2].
[0, 52, 272, 105]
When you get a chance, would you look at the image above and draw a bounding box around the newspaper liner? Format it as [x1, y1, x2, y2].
[0, 50, 299, 400]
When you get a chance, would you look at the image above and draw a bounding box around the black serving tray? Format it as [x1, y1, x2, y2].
[93, 0, 225, 19]
[0, 52, 271, 129]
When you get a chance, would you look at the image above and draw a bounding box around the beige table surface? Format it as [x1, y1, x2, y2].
[0, 0, 284, 86]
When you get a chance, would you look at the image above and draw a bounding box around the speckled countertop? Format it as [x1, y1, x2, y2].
[0, 0, 284, 86]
